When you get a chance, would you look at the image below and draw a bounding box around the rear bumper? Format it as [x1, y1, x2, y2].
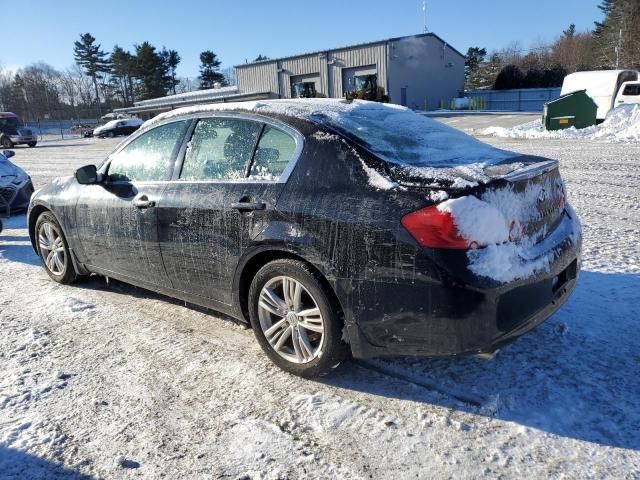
[341, 209, 582, 359]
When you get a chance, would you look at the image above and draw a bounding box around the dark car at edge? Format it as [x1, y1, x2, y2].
[27, 99, 582, 377]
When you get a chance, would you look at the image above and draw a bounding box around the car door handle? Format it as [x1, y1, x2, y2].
[230, 202, 266, 211]
[133, 195, 156, 209]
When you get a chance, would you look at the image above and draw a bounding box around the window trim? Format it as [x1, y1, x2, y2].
[171, 112, 304, 184]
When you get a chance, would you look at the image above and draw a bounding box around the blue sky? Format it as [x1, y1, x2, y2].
[1, 0, 603, 77]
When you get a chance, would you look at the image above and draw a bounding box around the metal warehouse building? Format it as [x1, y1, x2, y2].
[236, 32, 465, 110]
[115, 32, 465, 118]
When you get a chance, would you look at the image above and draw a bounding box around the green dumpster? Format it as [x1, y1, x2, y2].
[543, 89, 598, 131]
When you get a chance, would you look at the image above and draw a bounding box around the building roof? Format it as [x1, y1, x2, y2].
[134, 85, 240, 108]
[113, 90, 273, 116]
[235, 32, 465, 69]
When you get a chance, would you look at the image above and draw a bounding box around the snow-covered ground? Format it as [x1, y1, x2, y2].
[482, 104, 640, 143]
[1, 134, 639, 478]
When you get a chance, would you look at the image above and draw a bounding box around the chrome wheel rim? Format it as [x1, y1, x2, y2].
[38, 222, 66, 276]
[258, 276, 325, 364]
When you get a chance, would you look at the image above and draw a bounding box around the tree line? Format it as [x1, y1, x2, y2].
[0, 33, 232, 121]
[465, 0, 640, 90]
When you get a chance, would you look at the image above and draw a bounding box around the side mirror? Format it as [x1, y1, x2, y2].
[75, 164, 99, 185]
[2, 150, 15, 159]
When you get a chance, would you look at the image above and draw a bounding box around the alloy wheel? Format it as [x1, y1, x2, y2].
[38, 222, 66, 276]
[257, 276, 325, 364]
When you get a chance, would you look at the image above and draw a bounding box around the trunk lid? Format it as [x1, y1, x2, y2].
[481, 159, 565, 245]
[390, 156, 566, 245]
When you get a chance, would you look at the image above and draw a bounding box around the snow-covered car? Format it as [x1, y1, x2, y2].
[1, 149, 34, 214]
[92, 118, 143, 138]
[0, 112, 37, 148]
[27, 99, 582, 377]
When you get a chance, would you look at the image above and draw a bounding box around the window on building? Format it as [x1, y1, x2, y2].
[353, 74, 378, 94]
[291, 81, 317, 98]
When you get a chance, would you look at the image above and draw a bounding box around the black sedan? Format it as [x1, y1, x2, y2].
[1, 149, 34, 214]
[27, 100, 581, 377]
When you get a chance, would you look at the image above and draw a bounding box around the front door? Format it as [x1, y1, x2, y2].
[158, 116, 300, 305]
[74, 120, 189, 288]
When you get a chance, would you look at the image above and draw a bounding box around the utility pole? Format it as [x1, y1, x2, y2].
[422, 0, 428, 33]
[615, 28, 622, 69]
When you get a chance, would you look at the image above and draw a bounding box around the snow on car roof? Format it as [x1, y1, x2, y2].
[143, 99, 514, 174]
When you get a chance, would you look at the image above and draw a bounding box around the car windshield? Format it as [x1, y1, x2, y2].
[309, 101, 513, 168]
[0, 117, 22, 129]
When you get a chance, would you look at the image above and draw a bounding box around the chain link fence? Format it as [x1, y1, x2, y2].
[23, 119, 100, 143]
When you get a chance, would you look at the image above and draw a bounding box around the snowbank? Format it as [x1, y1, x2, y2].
[482, 104, 640, 143]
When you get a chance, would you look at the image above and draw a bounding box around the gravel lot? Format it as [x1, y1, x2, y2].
[1, 127, 639, 479]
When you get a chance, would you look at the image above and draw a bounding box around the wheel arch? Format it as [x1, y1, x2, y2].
[28, 204, 88, 276]
[234, 247, 345, 328]
[28, 203, 54, 253]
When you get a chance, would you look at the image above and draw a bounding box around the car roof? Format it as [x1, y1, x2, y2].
[141, 98, 386, 131]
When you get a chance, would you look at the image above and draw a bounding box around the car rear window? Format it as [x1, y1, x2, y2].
[310, 102, 512, 168]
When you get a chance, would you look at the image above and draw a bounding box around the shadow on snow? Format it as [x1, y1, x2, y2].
[0, 445, 94, 479]
[323, 270, 640, 452]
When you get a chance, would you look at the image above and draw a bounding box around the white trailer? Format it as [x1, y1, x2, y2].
[560, 70, 639, 121]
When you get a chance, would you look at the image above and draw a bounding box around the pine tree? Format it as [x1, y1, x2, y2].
[198, 51, 227, 89]
[594, 0, 640, 69]
[253, 54, 269, 62]
[465, 47, 487, 90]
[110, 46, 136, 105]
[159, 48, 181, 95]
[73, 33, 110, 115]
[563, 24, 576, 38]
[134, 42, 167, 100]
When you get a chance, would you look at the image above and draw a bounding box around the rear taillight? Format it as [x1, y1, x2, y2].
[401, 205, 470, 249]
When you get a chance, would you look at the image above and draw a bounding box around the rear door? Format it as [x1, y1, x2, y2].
[74, 120, 189, 288]
[157, 114, 302, 306]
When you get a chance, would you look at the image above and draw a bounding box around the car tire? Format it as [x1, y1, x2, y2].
[1, 136, 13, 148]
[107, 132, 114, 138]
[35, 212, 79, 284]
[248, 259, 348, 378]
[28, 142, 37, 148]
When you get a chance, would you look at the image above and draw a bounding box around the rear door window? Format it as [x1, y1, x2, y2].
[180, 118, 262, 181]
[623, 85, 640, 96]
[249, 125, 297, 180]
[107, 121, 187, 182]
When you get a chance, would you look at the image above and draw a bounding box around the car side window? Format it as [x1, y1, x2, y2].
[623, 85, 640, 96]
[180, 118, 262, 181]
[107, 121, 187, 182]
[249, 125, 297, 180]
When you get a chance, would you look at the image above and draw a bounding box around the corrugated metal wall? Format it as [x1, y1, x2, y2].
[327, 43, 387, 98]
[280, 56, 327, 97]
[236, 43, 388, 99]
[236, 62, 279, 96]
[466, 88, 561, 112]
